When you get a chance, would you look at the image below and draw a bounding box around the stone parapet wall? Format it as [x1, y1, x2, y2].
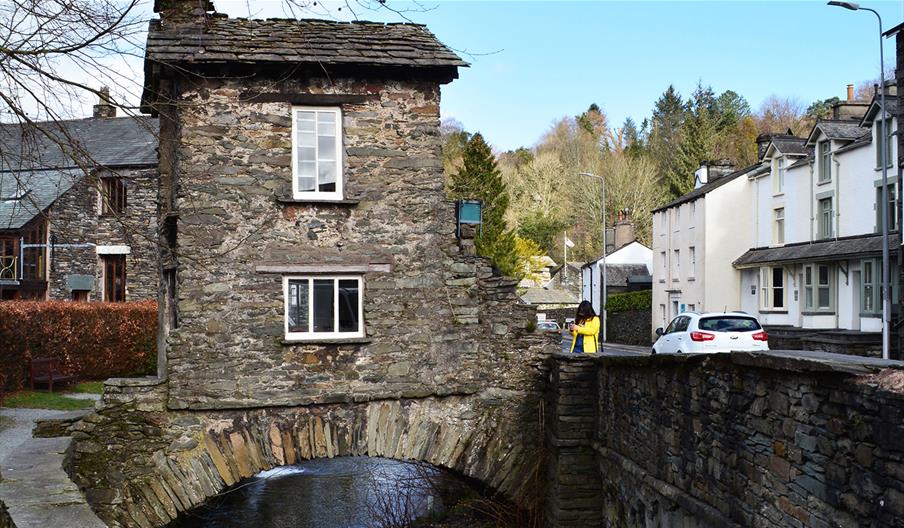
[606, 309, 652, 347]
[576, 352, 904, 528]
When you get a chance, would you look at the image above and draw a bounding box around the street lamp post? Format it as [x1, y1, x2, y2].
[828, 1, 891, 360]
[579, 172, 607, 343]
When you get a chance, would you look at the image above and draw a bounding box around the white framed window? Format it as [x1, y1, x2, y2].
[674, 207, 681, 230]
[673, 249, 680, 279]
[283, 275, 363, 340]
[862, 259, 878, 314]
[774, 157, 785, 195]
[660, 251, 666, 278]
[876, 183, 897, 232]
[292, 107, 342, 200]
[759, 266, 784, 310]
[818, 198, 833, 239]
[774, 208, 785, 245]
[688, 246, 696, 278]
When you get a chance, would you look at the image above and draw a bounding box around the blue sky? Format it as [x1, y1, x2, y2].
[206, 2, 903, 150]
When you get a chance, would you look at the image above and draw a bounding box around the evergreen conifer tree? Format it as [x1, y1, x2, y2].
[449, 133, 519, 276]
[666, 83, 718, 197]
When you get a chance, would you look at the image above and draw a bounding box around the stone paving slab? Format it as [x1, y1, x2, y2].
[0, 436, 106, 528]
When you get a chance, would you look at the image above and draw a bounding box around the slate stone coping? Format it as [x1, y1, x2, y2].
[281, 337, 372, 345]
[552, 349, 904, 375]
[275, 196, 360, 206]
[104, 376, 165, 388]
[32, 410, 92, 439]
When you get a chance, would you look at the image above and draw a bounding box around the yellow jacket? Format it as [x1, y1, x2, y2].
[569, 316, 600, 353]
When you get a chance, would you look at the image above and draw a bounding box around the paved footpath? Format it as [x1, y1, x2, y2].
[0, 408, 106, 528]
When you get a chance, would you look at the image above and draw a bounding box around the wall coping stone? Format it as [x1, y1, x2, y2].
[558, 349, 904, 376]
[104, 376, 166, 388]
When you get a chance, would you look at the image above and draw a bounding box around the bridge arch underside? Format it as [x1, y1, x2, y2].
[74, 395, 543, 528]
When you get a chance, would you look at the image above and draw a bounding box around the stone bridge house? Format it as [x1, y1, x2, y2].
[68, 1, 556, 526]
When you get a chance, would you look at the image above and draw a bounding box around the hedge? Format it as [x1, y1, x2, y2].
[605, 290, 652, 314]
[0, 301, 157, 391]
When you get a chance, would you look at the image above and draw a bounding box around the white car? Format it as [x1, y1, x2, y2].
[652, 312, 769, 354]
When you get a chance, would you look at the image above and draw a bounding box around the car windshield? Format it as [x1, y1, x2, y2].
[698, 316, 761, 332]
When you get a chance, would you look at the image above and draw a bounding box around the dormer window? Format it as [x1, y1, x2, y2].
[773, 157, 785, 195]
[818, 141, 831, 183]
[292, 107, 342, 200]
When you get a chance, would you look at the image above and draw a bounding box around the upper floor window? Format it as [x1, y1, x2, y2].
[774, 157, 785, 195]
[877, 117, 894, 169]
[672, 249, 680, 279]
[292, 107, 342, 200]
[818, 198, 833, 239]
[688, 246, 696, 278]
[284, 275, 363, 340]
[876, 183, 897, 232]
[675, 207, 681, 228]
[774, 208, 785, 245]
[818, 141, 831, 183]
[101, 177, 126, 215]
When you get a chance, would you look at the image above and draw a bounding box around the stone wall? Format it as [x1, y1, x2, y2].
[607, 309, 652, 347]
[765, 326, 881, 359]
[160, 73, 551, 410]
[48, 167, 158, 301]
[545, 352, 904, 528]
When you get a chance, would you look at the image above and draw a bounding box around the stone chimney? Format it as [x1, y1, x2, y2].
[154, 0, 215, 24]
[832, 84, 870, 120]
[613, 209, 635, 250]
[92, 87, 116, 119]
[756, 133, 772, 161]
[847, 83, 854, 102]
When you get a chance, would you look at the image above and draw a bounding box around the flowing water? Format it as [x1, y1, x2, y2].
[167, 457, 474, 528]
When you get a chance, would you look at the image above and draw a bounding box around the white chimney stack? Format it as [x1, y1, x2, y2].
[693, 162, 709, 189]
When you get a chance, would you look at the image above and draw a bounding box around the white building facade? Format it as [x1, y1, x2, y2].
[735, 97, 899, 340]
[651, 163, 761, 333]
[581, 240, 652, 314]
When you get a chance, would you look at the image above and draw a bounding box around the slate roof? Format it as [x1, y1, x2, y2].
[605, 263, 651, 288]
[652, 162, 765, 213]
[787, 156, 813, 170]
[860, 95, 898, 125]
[145, 17, 468, 68]
[0, 169, 82, 230]
[769, 135, 808, 156]
[733, 233, 902, 268]
[834, 133, 872, 155]
[808, 120, 869, 144]
[0, 117, 158, 172]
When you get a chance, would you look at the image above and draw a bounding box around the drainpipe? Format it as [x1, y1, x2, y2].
[834, 155, 842, 241]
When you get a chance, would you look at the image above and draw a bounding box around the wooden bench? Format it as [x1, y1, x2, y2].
[29, 358, 76, 392]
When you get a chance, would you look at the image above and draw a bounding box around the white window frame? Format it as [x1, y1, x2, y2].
[774, 207, 785, 246]
[760, 266, 785, 310]
[673, 249, 680, 279]
[291, 106, 343, 200]
[818, 140, 832, 183]
[818, 198, 833, 239]
[283, 275, 364, 340]
[803, 264, 834, 312]
[774, 157, 785, 195]
[688, 246, 696, 278]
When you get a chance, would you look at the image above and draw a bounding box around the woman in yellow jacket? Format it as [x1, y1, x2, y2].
[569, 300, 601, 353]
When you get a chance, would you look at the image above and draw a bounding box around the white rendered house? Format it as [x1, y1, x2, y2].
[734, 94, 898, 343]
[581, 240, 653, 314]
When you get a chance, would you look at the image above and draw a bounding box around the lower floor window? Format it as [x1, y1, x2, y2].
[760, 266, 785, 309]
[284, 276, 363, 339]
[803, 264, 833, 311]
[102, 255, 126, 302]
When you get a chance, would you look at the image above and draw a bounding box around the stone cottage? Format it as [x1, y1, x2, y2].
[143, 0, 549, 408]
[0, 91, 159, 301]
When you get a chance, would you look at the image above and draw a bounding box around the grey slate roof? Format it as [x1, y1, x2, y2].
[652, 162, 765, 213]
[0, 117, 158, 172]
[733, 233, 902, 268]
[146, 17, 468, 68]
[860, 96, 898, 125]
[787, 155, 812, 170]
[605, 264, 650, 288]
[834, 132, 872, 155]
[0, 169, 82, 230]
[770, 135, 808, 156]
[808, 120, 869, 144]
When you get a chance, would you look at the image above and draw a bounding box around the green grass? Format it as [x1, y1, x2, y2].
[70, 381, 104, 394]
[2, 390, 95, 410]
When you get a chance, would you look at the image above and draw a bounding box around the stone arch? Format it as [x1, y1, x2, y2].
[113, 395, 543, 528]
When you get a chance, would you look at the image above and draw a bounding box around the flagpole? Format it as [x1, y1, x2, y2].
[563, 231, 568, 281]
